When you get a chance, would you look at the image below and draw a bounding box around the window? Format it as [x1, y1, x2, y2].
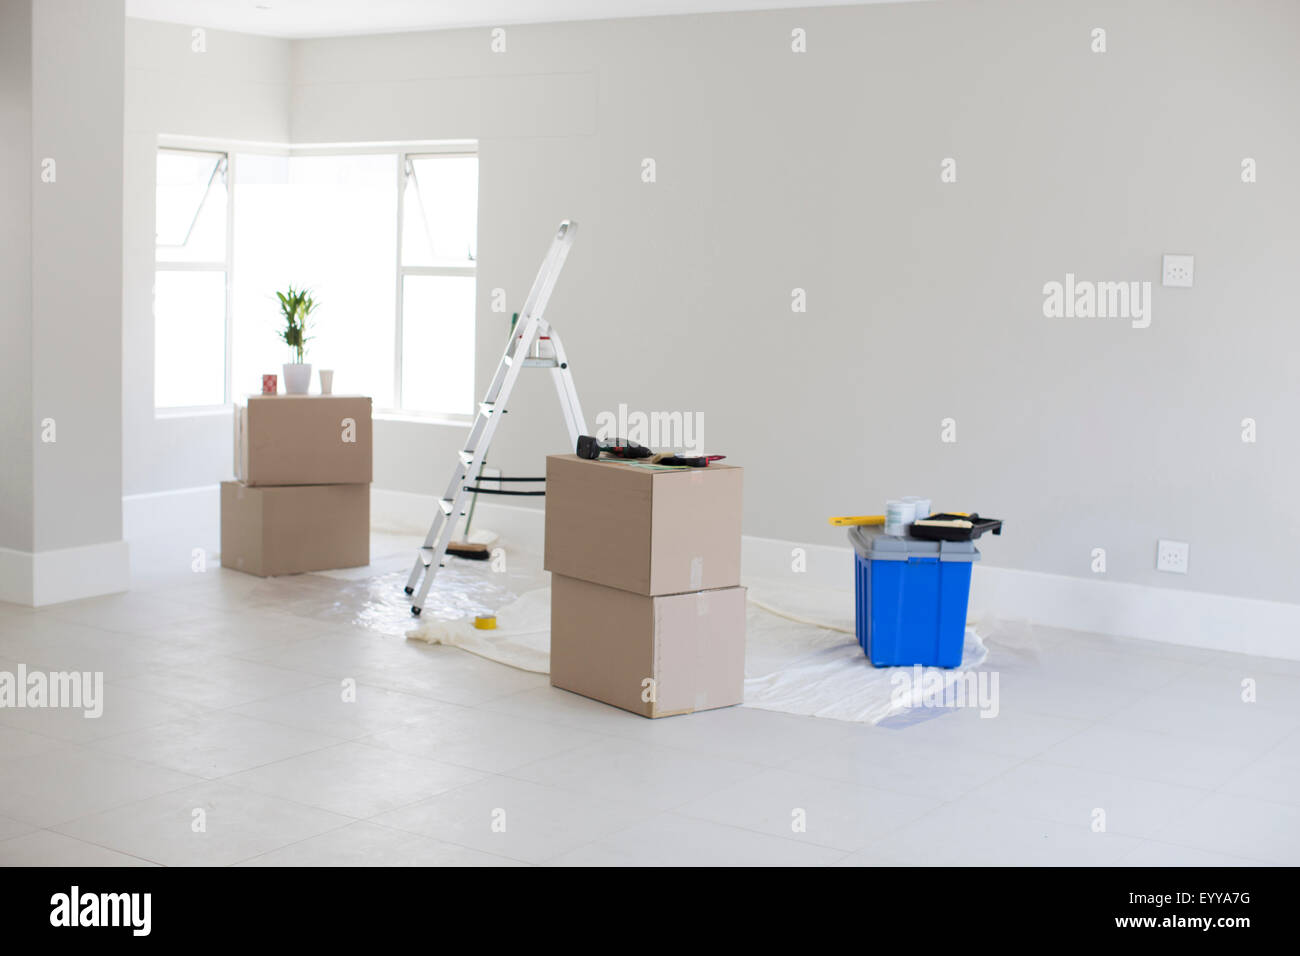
[399, 153, 478, 416]
[232, 153, 398, 406]
[154, 148, 229, 408]
[153, 144, 478, 417]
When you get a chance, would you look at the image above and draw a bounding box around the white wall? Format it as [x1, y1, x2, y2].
[1, 0, 129, 604]
[32, 0, 127, 556]
[123, 1, 1300, 609]
[290, 0, 1300, 606]
[122, 20, 291, 496]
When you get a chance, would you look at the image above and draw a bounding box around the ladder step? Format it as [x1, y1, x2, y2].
[438, 498, 455, 515]
[522, 357, 559, 368]
[479, 402, 496, 415]
[458, 450, 475, 465]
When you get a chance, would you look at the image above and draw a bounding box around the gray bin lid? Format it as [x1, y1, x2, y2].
[849, 525, 981, 563]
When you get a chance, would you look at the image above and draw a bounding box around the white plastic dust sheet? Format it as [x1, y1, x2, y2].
[401, 538, 990, 724]
[741, 577, 988, 723]
[407, 586, 552, 674]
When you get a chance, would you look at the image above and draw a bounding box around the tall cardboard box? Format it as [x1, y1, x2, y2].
[235, 395, 373, 486]
[550, 574, 746, 718]
[544, 455, 742, 596]
[220, 481, 369, 577]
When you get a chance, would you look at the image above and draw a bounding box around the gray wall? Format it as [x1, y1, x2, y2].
[127, 0, 1300, 605]
[0, 0, 35, 553]
[122, 20, 290, 496]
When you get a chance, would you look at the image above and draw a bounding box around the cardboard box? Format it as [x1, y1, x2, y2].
[235, 395, 373, 486]
[544, 455, 742, 596]
[220, 481, 369, 577]
[549, 574, 746, 718]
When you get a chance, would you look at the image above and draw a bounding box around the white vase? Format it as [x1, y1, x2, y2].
[282, 363, 312, 395]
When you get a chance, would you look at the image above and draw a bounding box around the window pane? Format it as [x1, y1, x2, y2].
[156, 150, 227, 263]
[401, 275, 475, 416]
[232, 153, 397, 404]
[402, 155, 478, 266]
[154, 270, 226, 408]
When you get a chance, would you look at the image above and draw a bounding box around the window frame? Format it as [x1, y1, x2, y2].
[394, 147, 479, 423]
[153, 145, 235, 416]
[150, 137, 479, 422]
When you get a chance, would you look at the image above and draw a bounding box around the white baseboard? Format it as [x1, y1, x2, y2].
[123, 484, 221, 544]
[741, 534, 1299, 661]
[965, 564, 1300, 661]
[133, 484, 1300, 662]
[742, 535, 850, 591]
[0, 540, 130, 607]
[371, 487, 545, 543]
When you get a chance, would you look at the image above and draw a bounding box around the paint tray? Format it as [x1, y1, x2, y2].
[909, 513, 1004, 542]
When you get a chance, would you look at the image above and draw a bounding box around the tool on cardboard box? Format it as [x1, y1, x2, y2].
[576, 435, 725, 467]
[653, 453, 725, 467]
[576, 435, 653, 460]
[405, 220, 586, 616]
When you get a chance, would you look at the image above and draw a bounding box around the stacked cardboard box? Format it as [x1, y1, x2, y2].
[544, 454, 745, 718]
[221, 395, 373, 576]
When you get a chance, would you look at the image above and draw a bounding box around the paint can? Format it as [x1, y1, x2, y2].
[885, 499, 916, 537]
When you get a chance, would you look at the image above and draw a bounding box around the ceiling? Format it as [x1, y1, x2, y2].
[125, 0, 925, 39]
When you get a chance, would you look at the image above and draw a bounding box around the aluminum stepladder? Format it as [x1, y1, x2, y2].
[404, 219, 586, 615]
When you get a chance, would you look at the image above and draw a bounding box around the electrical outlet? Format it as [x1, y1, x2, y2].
[1162, 254, 1194, 288]
[1157, 539, 1189, 574]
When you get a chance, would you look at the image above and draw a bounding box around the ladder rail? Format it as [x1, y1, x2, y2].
[404, 315, 540, 590]
[405, 220, 582, 613]
[513, 221, 576, 331]
[545, 326, 586, 446]
[403, 332, 525, 594]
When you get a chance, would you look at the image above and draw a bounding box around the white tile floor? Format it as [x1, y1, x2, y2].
[1, 532, 1297, 866]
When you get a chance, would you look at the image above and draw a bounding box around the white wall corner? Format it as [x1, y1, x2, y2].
[0, 547, 36, 606]
[0, 540, 130, 607]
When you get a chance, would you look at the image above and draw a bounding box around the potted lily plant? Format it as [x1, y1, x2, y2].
[276, 284, 318, 394]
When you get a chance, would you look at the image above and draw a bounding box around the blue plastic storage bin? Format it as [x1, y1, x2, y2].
[849, 525, 980, 668]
